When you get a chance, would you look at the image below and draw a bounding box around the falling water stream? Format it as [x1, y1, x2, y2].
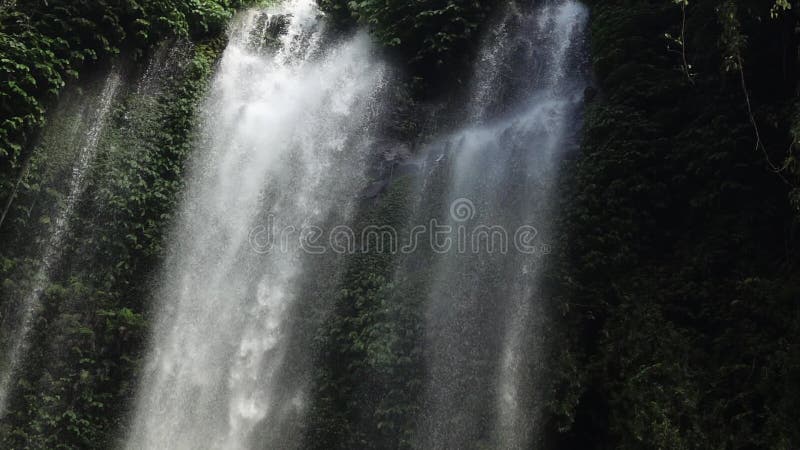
[0, 0, 592, 445]
[0, 70, 121, 413]
[415, 2, 588, 448]
[126, 1, 388, 448]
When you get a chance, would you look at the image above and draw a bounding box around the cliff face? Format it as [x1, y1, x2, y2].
[0, 2, 238, 446]
[0, 0, 798, 448]
[546, 1, 800, 448]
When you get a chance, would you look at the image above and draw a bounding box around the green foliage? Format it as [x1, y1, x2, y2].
[0, 279, 145, 448]
[0, 0, 243, 214]
[1, 1, 798, 448]
[545, 1, 800, 448]
[0, 34, 228, 448]
[307, 177, 426, 449]
[317, 0, 498, 88]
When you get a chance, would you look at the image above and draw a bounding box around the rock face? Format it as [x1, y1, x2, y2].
[360, 141, 415, 199]
[248, 13, 292, 50]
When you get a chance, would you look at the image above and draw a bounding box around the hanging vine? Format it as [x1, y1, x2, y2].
[666, 0, 695, 83]
[716, 0, 797, 191]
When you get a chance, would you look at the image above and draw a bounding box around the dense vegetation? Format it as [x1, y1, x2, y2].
[0, 1, 242, 447]
[545, 0, 800, 448]
[317, 0, 498, 89]
[312, 0, 800, 448]
[307, 177, 427, 450]
[1, 0, 799, 448]
[0, 0, 241, 221]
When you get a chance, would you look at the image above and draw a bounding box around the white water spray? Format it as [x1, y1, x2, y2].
[0, 70, 121, 413]
[126, 1, 387, 448]
[417, 2, 588, 448]
[494, 5, 588, 448]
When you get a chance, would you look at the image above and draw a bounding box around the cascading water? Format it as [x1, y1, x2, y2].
[0, 70, 121, 413]
[414, 2, 588, 448]
[126, 1, 388, 448]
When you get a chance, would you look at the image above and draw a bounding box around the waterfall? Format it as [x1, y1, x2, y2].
[125, 1, 388, 448]
[0, 70, 121, 414]
[414, 2, 588, 448]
